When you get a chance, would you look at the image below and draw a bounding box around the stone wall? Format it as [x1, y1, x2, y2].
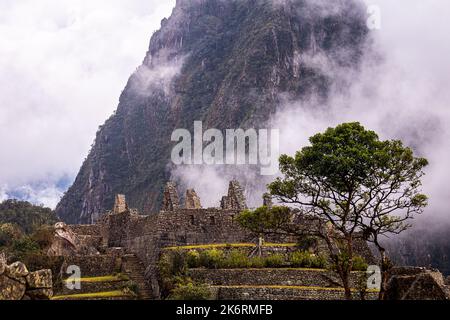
[162, 182, 180, 211]
[188, 268, 367, 288]
[215, 286, 378, 300]
[60, 255, 122, 278]
[70, 224, 100, 236]
[108, 209, 252, 253]
[100, 208, 255, 297]
[0, 255, 53, 300]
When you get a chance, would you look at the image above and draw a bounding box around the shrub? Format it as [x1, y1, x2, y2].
[186, 250, 201, 268]
[0, 223, 23, 247]
[31, 225, 54, 249]
[311, 254, 328, 269]
[10, 236, 40, 260]
[249, 256, 265, 268]
[122, 280, 139, 295]
[352, 256, 368, 271]
[21, 253, 64, 282]
[170, 249, 188, 274]
[169, 282, 212, 300]
[158, 250, 188, 299]
[200, 249, 224, 269]
[291, 251, 310, 267]
[159, 250, 187, 279]
[264, 254, 285, 268]
[223, 250, 250, 268]
[290, 251, 328, 269]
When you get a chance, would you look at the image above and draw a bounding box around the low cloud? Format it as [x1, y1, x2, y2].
[171, 0, 450, 225]
[131, 51, 186, 97]
[271, 0, 450, 225]
[0, 0, 176, 207]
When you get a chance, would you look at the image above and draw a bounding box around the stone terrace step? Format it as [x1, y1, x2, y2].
[58, 278, 131, 295]
[52, 290, 137, 301]
[61, 255, 121, 278]
[188, 268, 365, 288]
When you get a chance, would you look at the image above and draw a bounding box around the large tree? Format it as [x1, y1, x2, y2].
[244, 122, 428, 299]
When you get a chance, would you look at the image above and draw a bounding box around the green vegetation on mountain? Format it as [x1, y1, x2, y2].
[0, 199, 57, 271]
[0, 199, 56, 234]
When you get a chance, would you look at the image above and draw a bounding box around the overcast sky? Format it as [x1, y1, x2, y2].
[0, 0, 176, 207]
[1, 0, 449, 213]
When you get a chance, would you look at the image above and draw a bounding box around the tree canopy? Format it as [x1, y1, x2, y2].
[269, 122, 428, 238]
[239, 122, 429, 299]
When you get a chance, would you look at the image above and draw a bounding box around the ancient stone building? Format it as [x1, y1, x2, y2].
[220, 180, 248, 211]
[162, 182, 180, 211]
[41, 180, 399, 301]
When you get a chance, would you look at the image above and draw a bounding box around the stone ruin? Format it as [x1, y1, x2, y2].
[0, 253, 53, 300]
[34, 179, 450, 301]
[385, 267, 450, 300]
[162, 182, 180, 211]
[10, 179, 448, 301]
[185, 189, 202, 209]
[220, 180, 248, 210]
[47, 222, 99, 257]
[113, 194, 128, 214]
[160, 181, 249, 211]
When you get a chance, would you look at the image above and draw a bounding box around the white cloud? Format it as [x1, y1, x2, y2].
[2, 0, 450, 218]
[0, 186, 7, 202]
[271, 0, 450, 224]
[0, 0, 176, 207]
[171, 0, 450, 222]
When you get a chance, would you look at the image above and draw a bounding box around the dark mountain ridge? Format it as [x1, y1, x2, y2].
[55, 0, 369, 224]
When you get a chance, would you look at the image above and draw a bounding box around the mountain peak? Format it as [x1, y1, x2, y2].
[56, 0, 370, 224]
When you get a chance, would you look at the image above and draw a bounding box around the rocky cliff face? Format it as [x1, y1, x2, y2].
[385, 222, 450, 276]
[56, 0, 370, 224]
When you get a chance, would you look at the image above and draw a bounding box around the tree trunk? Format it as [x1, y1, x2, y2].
[323, 232, 353, 300]
[378, 248, 390, 300]
[342, 271, 352, 300]
[344, 235, 354, 300]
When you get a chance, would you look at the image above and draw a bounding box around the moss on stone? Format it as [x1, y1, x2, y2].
[51, 290, 133, 300]
[213, 284, 380, 293]
[62, 274, 129, 284]
[164, 243, 298, 250]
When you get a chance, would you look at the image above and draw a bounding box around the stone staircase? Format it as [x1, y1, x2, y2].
[121, 254, 152, 300]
